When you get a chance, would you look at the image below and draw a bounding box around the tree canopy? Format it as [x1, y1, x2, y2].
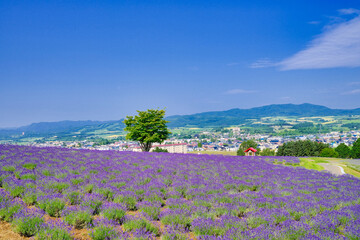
[352, 138, 360, 159]
[124, 109, 171, 152]
[276, 140, 328, 157]
[237, 140, 259, 156]
[335, 143, 351, 158]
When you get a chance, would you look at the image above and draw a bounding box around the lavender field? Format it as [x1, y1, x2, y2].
[0, 145, 359, 240]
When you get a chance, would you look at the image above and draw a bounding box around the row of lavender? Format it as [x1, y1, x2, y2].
[0, 145, 359, 239]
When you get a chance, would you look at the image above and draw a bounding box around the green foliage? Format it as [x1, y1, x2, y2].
[152, 147, 169, 153]
[94, 188, 114, 201]
[123, 218, 160, 236]
[23, 192, 37, 205]
[161, 214, 191, 229]
[124, 109, 171, 152]
[299, 159, 324, 171]
[277, 140, 328, 157]
[22, 163, 37, 170]
[113, 195, 137, 211]
[2, 165, 16, 172]
[100, 208, 126, 224]
[260, 148, 275, 156]
[90, 225, 118, 240]
[36, 227, 73, 240]
[139, 206, 161, 220]
[67, 191, 82, 205]
[12, 216, 44, 237]
[8, 186, 26, 198]
[38, 198, 66, 217]
[64, 211, 93, 229]
[162, 232, 188, 240]
[0, 204, 21, 222]
[237, 140, 259, 156]
[320, 148, 339, 158]
[351, 138, 360, 159]
[45, 182, 70, 193]
[335, 143, 351, 158]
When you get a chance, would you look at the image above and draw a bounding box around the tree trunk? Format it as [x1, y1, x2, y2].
[140, 142, 152, 152]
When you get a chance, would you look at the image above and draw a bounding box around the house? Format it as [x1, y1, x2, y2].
[244, 147, 257, 156]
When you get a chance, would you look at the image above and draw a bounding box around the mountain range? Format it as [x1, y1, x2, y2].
[1, 103, 359, 139]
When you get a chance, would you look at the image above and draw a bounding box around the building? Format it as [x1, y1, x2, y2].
[133, 143, 188, 153]
[244, 147, 257, 156]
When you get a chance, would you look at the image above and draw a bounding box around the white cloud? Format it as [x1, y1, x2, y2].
[349, 81, 360, 85]
[338, 8, 360, 15]
[225, 89, 258, 95]
[279, 13, 360, 70]
[342, 89, 360, 95]
[308, 21, 321, 25]
[249, 58, 277, 69]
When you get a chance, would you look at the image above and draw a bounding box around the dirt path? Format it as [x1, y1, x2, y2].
[318, 163, 345, 176]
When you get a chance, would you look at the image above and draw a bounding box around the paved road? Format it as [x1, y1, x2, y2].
[318, 163, 345, 176]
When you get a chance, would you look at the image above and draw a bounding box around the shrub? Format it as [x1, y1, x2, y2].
[64, 210, 93, 229]
[123, 218, 160, 236]
[38, 198, 66, 217]
[0, 204, 22, 222]
[66, 191, 82, 205]
[2, 166, 16, 172]
[152, 147, 168, 153]
[94, 188, 115, 201]
[36, 228, 73, 240]
[90, 225, 118, 240]
[81, 193, 104, 215]
[161, 214, 191, 230]
[23, 192, 37, 206]
[12, 216, 44, 237]
[114, 195, 137, 211]
[22, 163, 37, 170]
[101, 208, 126, 224]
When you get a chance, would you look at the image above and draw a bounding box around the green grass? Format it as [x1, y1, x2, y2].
[298, 158, 324, 171]
[342, 165, 360, 178]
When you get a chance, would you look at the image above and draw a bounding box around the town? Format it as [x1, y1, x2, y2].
[26, 128, 360, 154]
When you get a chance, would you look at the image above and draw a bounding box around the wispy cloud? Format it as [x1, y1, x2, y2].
[308, 21, 321, 25]
[348, 81, 360, 86]
[225, 89, 258, 95]
[251, 9, 360, 71]
[338, 8, 360, 15]
[279, 11, 360, 70]
[280, 97, 292, 101]
[342, 89, 360, 95]
[249, 58, 277, 69]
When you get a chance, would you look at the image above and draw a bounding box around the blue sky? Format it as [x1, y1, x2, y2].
[1, 0, 360, 128]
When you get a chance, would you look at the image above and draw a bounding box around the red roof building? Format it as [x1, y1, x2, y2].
[244, 147, 257, 156]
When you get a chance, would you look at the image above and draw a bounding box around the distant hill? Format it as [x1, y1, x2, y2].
[1, 103, 359, 139]
[166, 103, 360, 127]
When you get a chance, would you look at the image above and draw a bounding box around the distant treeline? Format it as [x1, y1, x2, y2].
[276, 140, 328, 157]
[276, 139, 360, 158]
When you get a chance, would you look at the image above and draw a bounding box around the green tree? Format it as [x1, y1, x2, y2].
[152, 147, 168, 153]
[335, 143, 351, 158]
[260, 148, 275, 156]
[124, 109, 171, 152]
[320, 148, 339, 158]
[351, 138, 360, 159]
[276, 140, 328, 157]
[237, 140, 259, 156]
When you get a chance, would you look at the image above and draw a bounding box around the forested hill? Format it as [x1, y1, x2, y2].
[1, 103, 360, 138]
[166, 103, 360, 127]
